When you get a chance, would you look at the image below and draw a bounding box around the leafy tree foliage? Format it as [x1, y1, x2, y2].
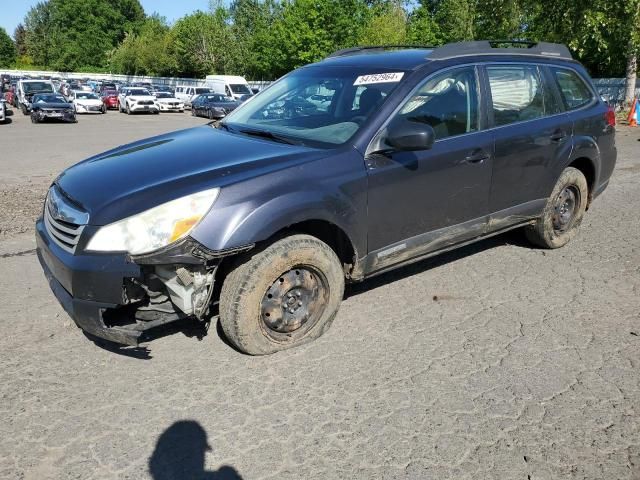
[23, 0, 144, 71]
[13, 24, 28, 57]
[0, 28, 16, 68]
[9, 0, 640, 88]
[109, 15, 176, 76]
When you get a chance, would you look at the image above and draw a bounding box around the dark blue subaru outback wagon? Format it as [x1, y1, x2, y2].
[36, 41, 617, 354]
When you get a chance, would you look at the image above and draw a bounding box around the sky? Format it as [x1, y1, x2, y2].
[0, 0, 218, 38]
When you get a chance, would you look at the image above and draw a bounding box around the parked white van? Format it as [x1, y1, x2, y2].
[204, 75, 252, 101]
[175, 85, 212, 109]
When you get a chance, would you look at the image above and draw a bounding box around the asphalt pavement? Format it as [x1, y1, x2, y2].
[0, 108, 638, 479]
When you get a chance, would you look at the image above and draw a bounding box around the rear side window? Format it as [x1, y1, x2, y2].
[395, 66, 479, 141]
[551, 68, 594, 110]
[487, 65, 544, 126]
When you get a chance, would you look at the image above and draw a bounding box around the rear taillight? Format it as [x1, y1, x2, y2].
[605, 106, 616, 127]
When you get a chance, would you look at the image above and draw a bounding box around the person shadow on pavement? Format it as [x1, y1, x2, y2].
[149, 420, 243, 480]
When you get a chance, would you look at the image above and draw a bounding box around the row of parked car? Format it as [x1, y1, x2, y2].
[0, 74, 260, 124]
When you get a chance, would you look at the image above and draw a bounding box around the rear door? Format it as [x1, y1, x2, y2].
[484, 63, 572, 218]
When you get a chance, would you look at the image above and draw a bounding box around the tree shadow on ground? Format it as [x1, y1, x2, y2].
[149, 421, 243, 480]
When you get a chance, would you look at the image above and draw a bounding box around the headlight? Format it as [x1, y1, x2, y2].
[86, 188, 219, 254]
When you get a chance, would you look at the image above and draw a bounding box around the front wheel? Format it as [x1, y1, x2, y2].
[525, 167, 588, 249]
[220, 234, 345, 355]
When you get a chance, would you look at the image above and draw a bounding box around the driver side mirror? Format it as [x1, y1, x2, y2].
[385, 119, 435, 151]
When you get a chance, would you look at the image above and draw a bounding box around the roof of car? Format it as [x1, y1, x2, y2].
[319, 48, 434, 70]
[319, 41, 574, 71]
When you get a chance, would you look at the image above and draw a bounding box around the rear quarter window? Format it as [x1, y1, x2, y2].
[551, 68, 594, 110]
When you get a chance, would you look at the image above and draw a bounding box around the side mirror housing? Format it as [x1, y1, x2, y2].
[385, 119, 435, 151]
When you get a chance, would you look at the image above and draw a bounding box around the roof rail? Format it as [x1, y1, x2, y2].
[429, 40, 572, 60]
[326, 45, 434, 59]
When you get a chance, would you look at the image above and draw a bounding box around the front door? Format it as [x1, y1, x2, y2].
[365, 66, 493, 271]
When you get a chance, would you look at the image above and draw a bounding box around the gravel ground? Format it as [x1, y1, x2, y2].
[0, 109, 638, 480]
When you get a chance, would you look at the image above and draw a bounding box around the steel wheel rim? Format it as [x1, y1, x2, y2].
[260, 266, 328, 336]
[552, 185, 579, 233]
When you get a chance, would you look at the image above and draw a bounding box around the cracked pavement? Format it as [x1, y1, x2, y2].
[0, 112, 638, 479]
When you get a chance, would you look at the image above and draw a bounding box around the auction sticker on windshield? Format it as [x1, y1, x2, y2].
[353, 72, 405, 86]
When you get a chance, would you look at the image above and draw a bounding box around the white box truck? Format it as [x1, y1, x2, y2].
[205, 75, 253, 101]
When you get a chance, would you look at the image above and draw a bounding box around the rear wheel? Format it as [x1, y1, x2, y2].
[525, 167, 588, 249]
[220, 234, 345, 355]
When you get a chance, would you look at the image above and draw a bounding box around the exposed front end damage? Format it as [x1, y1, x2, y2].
[36, 215, 252, 345]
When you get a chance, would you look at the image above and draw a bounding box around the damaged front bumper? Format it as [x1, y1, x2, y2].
[35, 218, 248, 346]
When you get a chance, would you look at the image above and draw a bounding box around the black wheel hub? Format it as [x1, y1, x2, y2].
[261, 267, 323, 333]
[552, 185, 579, 233]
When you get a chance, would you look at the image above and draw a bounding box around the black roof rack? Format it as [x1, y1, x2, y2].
[429, 40, 572, 60]
[326, 40, 572, 62]
[326, 45, 434, 58]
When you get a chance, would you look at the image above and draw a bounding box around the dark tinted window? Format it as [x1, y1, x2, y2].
[487, 65, 544, 126]
[394, 66, 479, 140]
[551, 68, 594, 110]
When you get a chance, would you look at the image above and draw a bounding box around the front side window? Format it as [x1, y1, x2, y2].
[551, 68, 594, 110]
[393, 66, 479, 141]
[487, 65, 544, 126]
[223, 67, 407, 147]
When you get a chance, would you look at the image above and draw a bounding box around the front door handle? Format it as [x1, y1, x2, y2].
[550, 130, 567, 142]
[463, 149, 490, 164]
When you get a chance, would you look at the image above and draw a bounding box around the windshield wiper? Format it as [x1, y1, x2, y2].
[237, 128, 299, 145]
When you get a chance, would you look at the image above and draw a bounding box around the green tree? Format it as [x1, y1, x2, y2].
[358, 1, 408, 46]
[0, 28, 16, 67]
[172, 9, 233, 77]
[110, 15, 176, 76]
[229, 0, 282, 79]
[269, 0, 370, 76]
[24, 1, 58, 67]
[14, 24, 28, 56]
[23, 0, 145, 71]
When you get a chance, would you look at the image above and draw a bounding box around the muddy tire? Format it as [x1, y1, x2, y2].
[219, 234, 345, 355]
[525, 167, 589, 249]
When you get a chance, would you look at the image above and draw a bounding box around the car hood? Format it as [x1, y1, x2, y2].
[127, 95, 155, 101]
[55, 126, 326, 225]
[34, 102, 73, 109]
[75, 99, 102, 105]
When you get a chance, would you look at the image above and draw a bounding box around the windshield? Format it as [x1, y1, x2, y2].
[156, 92, 174, 99]
[223, 67, 406, 147]
[195, 88, 211, 94]
[34, 94, 66, 103]
[24, 82, 54, 94]
[230, 83, 251, 94]
[128, 89, 150, 96]
[76, 92, 99, 100]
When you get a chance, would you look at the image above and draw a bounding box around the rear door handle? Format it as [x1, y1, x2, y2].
[463, 149, 490, 164]
[550, 130, 567, 142]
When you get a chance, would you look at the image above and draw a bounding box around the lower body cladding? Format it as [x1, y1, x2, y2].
[35, 218, 245, 346]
